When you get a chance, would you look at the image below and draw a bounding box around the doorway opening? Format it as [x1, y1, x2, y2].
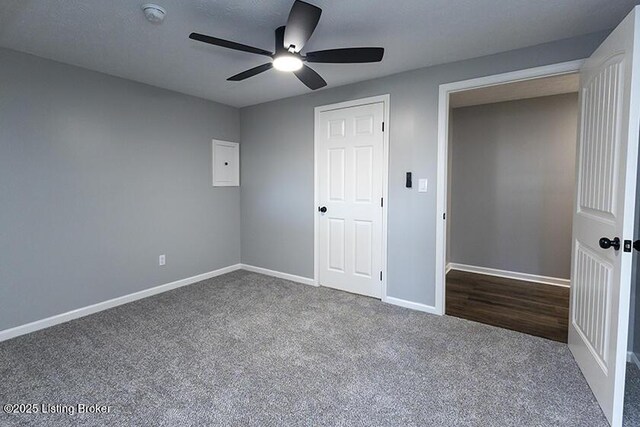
[437, 65, 581, 342]
[437, 13, 640, 424]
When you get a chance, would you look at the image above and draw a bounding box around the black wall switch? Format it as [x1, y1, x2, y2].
[406, 172, 412, 188]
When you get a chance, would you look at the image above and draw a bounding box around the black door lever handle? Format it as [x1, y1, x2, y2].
[599, 237, 620, 251]
[318, 206, 327, 213]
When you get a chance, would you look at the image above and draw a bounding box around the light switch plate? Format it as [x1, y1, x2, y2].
[418, 178, 428, 193]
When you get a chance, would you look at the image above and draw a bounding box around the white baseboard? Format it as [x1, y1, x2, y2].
[240, 265, 443, 317]
[1, 264, 441, 342]
[447, 263, 570, 288]
[384, 296, 440, 315]
[0, 263, 242, 343]
[445, 263, 452, 274]
[629, 351, 640, 370]
[240, 264, 317, 287]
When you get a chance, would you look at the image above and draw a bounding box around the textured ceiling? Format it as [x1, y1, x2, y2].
[0, 0, 637, 107]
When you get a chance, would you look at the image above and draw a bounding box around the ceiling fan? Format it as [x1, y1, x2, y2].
[189, 0, 384, 90]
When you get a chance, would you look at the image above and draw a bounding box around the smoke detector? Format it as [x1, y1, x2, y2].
[142, 4, 166, 24]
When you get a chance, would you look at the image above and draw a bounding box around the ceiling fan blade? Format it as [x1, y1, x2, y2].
[274, 26, 286, 54]
[305, 47, 384, 63]
[189, 33, 273, 57]
[283, 0, 322, 53]
[227, 63, 274, 81]
[293, 65, 327, 90]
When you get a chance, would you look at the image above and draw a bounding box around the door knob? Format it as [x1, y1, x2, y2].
[599, 237, 621, 251]
[318, 206, 327, 213]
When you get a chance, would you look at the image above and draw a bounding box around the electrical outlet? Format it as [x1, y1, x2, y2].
[159, 254, 166, 266]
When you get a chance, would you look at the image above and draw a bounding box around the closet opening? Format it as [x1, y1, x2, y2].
[444, 73, 579, 342]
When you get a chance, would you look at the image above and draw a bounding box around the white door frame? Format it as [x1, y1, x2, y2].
[314, 94, 390, 299]
[434, 60, 584, 315]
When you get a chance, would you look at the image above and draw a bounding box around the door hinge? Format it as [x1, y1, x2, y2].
[381, 197, 384, 207]
[382, 122, 385, 132]
[380, 271, 383, 281]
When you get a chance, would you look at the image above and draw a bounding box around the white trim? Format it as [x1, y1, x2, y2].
[240, 264, 316, 286]
[0, 264, 242, 343]
[435, 60, 584, 315]
[447, 263, 571, 287]
[313, 94, 390, 299]
[438, 60, 584, 95]
[240, 264, 442, 316]
[384, 296, 439, 315]
[628, 351, 640, 370]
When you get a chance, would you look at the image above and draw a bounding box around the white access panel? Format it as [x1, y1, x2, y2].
[212, 140, 239, 187]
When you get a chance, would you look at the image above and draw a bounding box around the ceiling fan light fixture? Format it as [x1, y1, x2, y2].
[273, 54, 303, 72]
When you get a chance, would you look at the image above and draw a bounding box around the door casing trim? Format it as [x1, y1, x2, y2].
[435, 60, 584, 315]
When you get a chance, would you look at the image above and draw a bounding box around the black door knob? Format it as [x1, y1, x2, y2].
[599, 237, 621, 251]
[318, 206, 327, 213]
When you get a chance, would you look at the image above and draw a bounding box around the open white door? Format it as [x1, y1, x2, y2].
[569, 6, 640, 426]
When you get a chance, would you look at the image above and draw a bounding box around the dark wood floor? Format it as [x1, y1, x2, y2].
[446, 270, 570, 342]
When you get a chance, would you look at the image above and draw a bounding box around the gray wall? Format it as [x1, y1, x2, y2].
[240, 31, 607, 307]
[633, 253, 638, 355]
[637, 212, 640, 357]
[0, 48, 241, 331]
[631, 155, 640, 355]
[449, 94, 578, 279]
[636, 246, 640, 357]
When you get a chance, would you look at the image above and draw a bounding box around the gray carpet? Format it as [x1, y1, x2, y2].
[0, 270, 608, 426]
[625, 362, 640, 427]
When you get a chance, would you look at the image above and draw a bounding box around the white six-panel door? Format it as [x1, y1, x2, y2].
[569, 6, 640, 426]
[317, 102, 384, 298]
